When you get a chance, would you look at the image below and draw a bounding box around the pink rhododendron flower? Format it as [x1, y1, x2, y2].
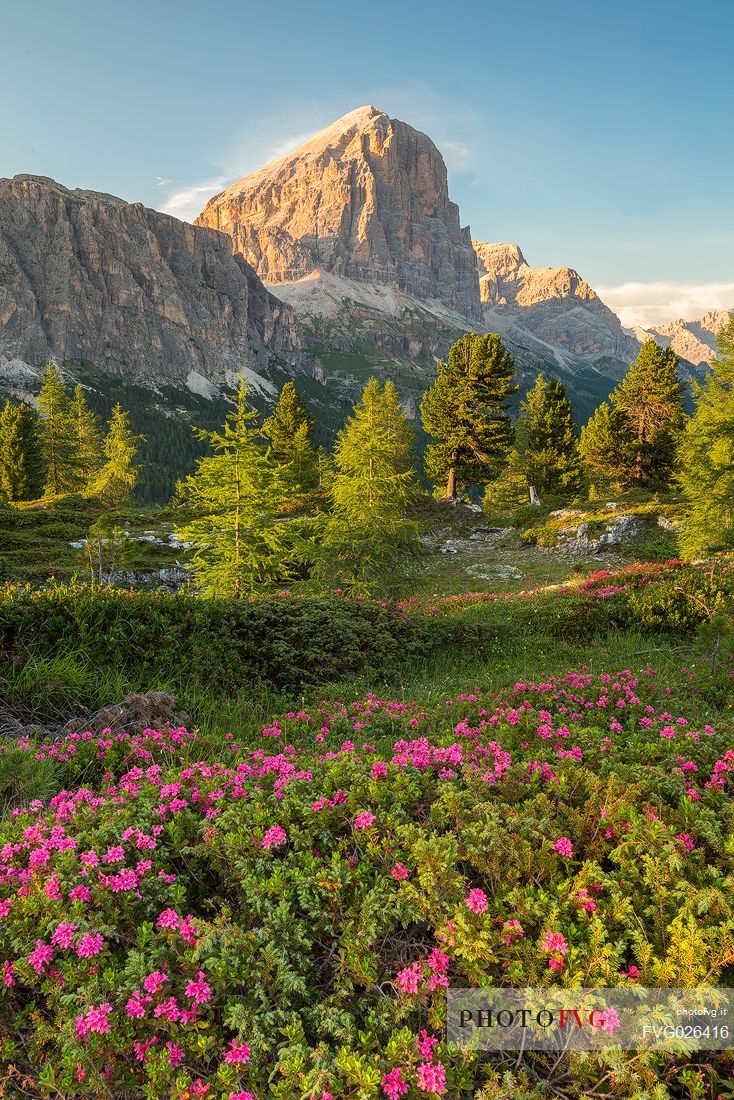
[85, 1003, 112, 1034]
[262, 825, 287, 849]
[51, 921, 77, 948]
[143, 970, 168, 994]
[415, 1028, 438, 1058]
[381, 1067, 410, 1099]
[503, 919, 524, 944]
[354, 811, 376, 830]
[223, 1039, 251, 1064]
[391, 862, 409, 881]
[397, 962, 423, 994]
[166, 1042, 185, 1067]
[185, 971, 212, 1005]
[464, 888, 488, 913]
[416, 1060, 446, 1094]
[28, 940, 53, 974]
[554, 837, 573, 857]
[156, 908, 180, 930]
[77, 933, 104, 958]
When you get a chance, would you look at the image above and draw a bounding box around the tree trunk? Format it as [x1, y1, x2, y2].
[529, 485, 541, 506]
[444, 462, 455, 501]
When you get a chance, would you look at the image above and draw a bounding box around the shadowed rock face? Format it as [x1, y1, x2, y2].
[473, 241, 639, 362]
[0, 174, 303, 385]
[195, 106, 482, 320]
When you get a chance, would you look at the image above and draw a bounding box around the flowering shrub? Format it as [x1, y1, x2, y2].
[2, 667, 734, 1096]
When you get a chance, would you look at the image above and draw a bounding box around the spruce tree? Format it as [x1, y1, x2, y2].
[70, 385, 104, 489]
[513, 375, 583, 498]
[91, 405, 143, 505]
[421, 332, 518, 499]
[0, 401, 44, 501]
[176, 380, 296, 597]
[36, 364, 77, 495]
[313, 378, 421, 594]
[611, 341, 686, 487]
[580, 401, 628, 492]
[677, 317, 734, 556]
[262, 381, 319, 492]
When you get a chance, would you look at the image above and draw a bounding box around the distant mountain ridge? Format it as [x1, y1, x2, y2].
[474, 240, 639, 371]
[642, 310, 732, 366]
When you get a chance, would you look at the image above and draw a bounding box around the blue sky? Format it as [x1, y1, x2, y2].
[2, 0, 733, 325]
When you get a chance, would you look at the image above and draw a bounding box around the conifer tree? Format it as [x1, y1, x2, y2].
[579, 401, 628, 491]
[421, 333, 518, 499]
[263, 381, 319, 493]
[677, 317, 734, 556]
[70, 385, 104, 489]
[91, 405, 143, 505]
[176, 380, 296, 597]
[36, 364, 77, 496]
[0, 401, 44, 501]
[514, 375, 583, 497]
[313, 378, 421, 594]
[611, 341, 686, 487]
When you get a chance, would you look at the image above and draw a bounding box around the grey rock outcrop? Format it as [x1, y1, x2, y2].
[0, 174, 303, 388]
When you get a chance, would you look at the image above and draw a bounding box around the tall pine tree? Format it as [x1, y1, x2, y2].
[312, 378, 420, 594]
[91, 405, 143, 505]
[677, 317, 734, 556]
[36, 364, 77, 496]
[580, 401, 629, 491]
[611, 341, 686, 487]
[513, 375, 583, 497]
[262, 381, 318, 492]
[0, 401, 44, 501]
[421, 333, 517, 499]
[176, 380, 296, 597]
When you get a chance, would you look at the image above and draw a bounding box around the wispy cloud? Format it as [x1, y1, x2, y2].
[154, 176, 171, 187]
[157, 176, 230, 223]
[597, 281, 734, 329]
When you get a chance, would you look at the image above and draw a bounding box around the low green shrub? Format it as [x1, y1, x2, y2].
[629, 569, 732, 632]
[0, 586, 472, 718]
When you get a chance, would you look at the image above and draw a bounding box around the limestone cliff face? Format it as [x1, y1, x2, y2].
[474, 240, 638, 363]
[645, 310, 732, 366]
[0, 174, 302, 388]
[195, 106, 482, 320]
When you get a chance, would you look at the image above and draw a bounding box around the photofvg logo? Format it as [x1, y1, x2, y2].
[447, 988, 734, 1052]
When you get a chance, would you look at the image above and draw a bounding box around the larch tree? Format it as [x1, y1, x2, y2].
[70, 386, 104, 490]
[421, 332, 517, 500]
[91, 405, 143, 505]
[313, 377, 420, 594]
[677, 317, 734, 557]
[0, 401, 45, 501]
[36, 364, 77, 496]
[175, 380, 296, 597]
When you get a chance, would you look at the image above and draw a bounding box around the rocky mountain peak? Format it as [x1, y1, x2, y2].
[472, 239, 638, 366]
[645, 309, 732, 366]
[473, 241, 527, 281]
[195, 107, 482, 319]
